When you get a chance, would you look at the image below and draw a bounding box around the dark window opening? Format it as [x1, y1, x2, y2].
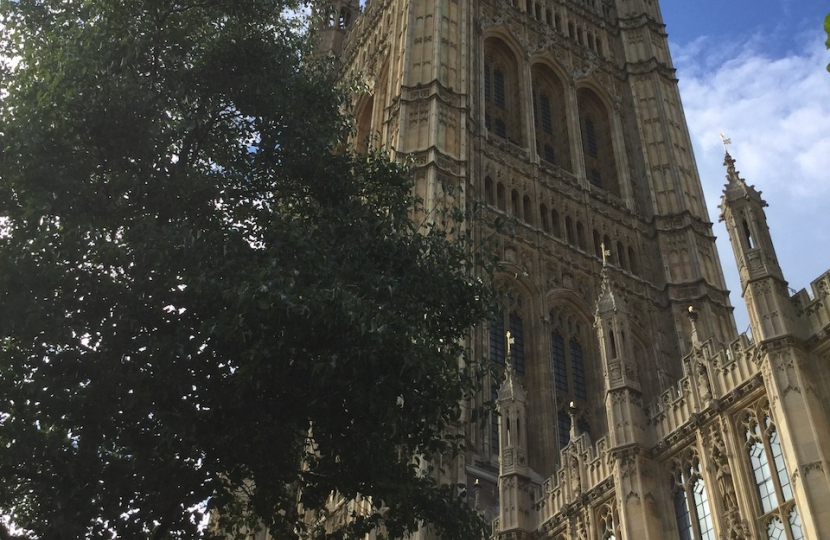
[509, 314, 525, 375]
[585, 116, 598, 157]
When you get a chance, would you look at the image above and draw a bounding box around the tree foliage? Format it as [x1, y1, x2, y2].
[0, 1, 493, 538]
[825, 13, 830, 72]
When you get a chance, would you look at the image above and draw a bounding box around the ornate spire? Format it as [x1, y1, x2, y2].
[719, 143, 767, 212]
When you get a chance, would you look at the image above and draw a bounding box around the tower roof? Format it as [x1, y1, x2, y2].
[720, 150, 767, 210]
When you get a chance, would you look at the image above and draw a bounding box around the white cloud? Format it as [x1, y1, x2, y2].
[674, 31, 830, 333]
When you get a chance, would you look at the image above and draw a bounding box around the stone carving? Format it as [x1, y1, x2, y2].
[570, 453, 581, 496]
[695, 361, 712, 401]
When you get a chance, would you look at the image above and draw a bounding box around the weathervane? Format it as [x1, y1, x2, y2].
[720, 132, 732, 153]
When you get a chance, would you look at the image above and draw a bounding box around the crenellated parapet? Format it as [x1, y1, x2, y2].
[790, 271, 830, 346]
[535, 432, 614, 530]
[647, 333, 762, 442]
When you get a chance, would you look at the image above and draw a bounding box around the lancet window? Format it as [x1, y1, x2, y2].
[671, 450, 715, 540]
[577, 88, 620, 197]
[490, 298, 526, 375]
[741, 403, 804, 540]
[484, 39, 521, 145]
[531, 65, 571, 170]
[354, 95, 375, 152]
[549, 306, 591, 448]
[598, 504, 620, 540]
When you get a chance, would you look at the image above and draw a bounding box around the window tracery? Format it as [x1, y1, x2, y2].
[671, 449, 716, 540]
[484, 39, 521, 145]
[531, 65, 571, 170]
[577, 88, 620, 197]
[740, 402, 803, 540]
[549, 306, 591, 448]
[598, 503, 620, 540]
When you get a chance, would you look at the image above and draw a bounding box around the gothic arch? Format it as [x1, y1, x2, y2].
[482, 35, 525, 146]
[545, 293, 601, 448]
[576, 86, 620, 198]
[530, 62, 572, 171]
[354, 93, 375, 152]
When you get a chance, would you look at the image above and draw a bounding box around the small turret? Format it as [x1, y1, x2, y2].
[718, 147, 798, 342]
[594, 253, 667, 540]
[313, 0, 360, 58]
[595, 248, 640, 397]
[496, 343, 533, 535]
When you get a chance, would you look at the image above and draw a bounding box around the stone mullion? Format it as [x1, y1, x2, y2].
[565, 83, 586, 186]
[608, 102, 633, 211]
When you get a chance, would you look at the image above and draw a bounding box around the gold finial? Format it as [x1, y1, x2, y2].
[600, 242, 612, 267]
[720, 132, 732, 153]
[506, 330, 515, 357]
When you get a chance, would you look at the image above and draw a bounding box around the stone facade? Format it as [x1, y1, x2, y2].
[315, 1, 830, 539]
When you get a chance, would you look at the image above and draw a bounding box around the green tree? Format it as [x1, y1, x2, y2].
[825, 13, 830, 72]
[0, 1, 493, 538]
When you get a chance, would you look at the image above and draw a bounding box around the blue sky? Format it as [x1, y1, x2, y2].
[661, 1, 830, 334]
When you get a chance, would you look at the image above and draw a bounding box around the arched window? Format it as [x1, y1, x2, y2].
[497, 182, 506, 211]
[339, 8, 351, 29]
[488, 295, 527, 459]
[565, 216, 575, 246]
[511, 189, 521, 217]
[598, 504, 620, 540]
[578, 88, 620, 197]
[484, 176, 494, 205]
[523, 195, 533, 226]
[743, 218, 755, 249]
[484, 39, 522, 145]
[671, 450, 715, 540]
[593, 230, 602, 258]
[551, 209, 561, 238]
[576, 221, 586, 251]
[531, 65, 571, 170]
[549, 307, 591, 449]
[617, 241, 626, 270]
[628, 246, 638, 275]
[540, 204, 550, 232]
[355, 95, 375, 152]
[741, 403, 803, 540]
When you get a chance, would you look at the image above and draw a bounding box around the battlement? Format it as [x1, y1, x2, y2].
[791, 271, 830, 342]
[647, 333, 760, 442]
[534, 433, 613, 530]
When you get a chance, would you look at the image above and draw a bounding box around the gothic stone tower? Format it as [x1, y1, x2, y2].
[312, 1, 830, 539]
